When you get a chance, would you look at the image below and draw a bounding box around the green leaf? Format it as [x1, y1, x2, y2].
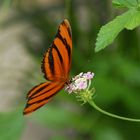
[95, 10, 129, 52]
[125, 10, 140, 29]
[113, 0, 138, 8]
[0, 110, 25, 140]
[95, 9, 140, 52]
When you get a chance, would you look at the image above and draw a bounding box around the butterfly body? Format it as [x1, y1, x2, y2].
[23, 19, 72, 115]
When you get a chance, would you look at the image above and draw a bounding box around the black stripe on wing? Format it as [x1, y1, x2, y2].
[48, 47, 55, 75]
[24, 82, 64, 113]
[57, 33, 71, 62]
[41, 19, 72, 80]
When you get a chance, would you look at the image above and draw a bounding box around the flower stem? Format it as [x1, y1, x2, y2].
[88, 100, 140, 122]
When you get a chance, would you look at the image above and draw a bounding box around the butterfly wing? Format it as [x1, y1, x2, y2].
[23, 19, 72, 115]
[23, 82, 65, 115]
[41, 19, 72, 81]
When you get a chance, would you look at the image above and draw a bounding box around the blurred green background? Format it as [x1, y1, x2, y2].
[0, 0, 140, 140]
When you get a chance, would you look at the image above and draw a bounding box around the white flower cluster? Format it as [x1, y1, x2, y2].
[65, 72, 94, 93]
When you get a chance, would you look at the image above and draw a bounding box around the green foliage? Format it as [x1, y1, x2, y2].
[95, 11, 128, 52]
[95, 0, 140, 52]
[0, 109, 25, 140]
[125, 9, 140, 29]
[113, 0, 139, 8]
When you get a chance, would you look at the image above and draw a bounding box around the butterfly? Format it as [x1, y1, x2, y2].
[23, 19, 72, 115]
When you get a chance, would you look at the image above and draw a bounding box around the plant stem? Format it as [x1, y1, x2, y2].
[88, 100, 140, 122]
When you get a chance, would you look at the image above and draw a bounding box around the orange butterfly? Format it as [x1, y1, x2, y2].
[23, 19, 72, 115]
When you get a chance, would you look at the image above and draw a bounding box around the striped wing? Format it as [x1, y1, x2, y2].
[23, 19, 72, 115]
[23, 82, 65, 115]
[41, 19, 72, 81]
